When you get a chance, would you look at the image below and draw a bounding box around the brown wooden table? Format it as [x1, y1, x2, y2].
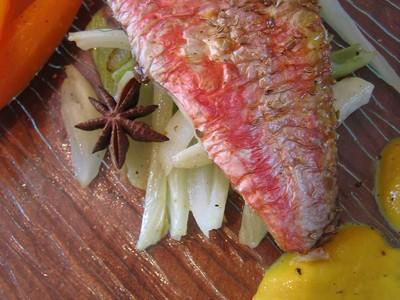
[0, 0, 399, 299]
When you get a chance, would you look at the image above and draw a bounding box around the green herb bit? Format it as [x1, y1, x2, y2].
[86, 11, 134, 95]
[331, 44, 375, 79]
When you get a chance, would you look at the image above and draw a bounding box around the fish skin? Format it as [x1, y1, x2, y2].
[108, 0, 338, 253]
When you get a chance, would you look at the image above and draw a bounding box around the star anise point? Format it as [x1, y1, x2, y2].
[75, 79, 168, 169]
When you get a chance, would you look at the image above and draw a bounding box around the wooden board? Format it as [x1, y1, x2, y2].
[0, 1, 399, 299]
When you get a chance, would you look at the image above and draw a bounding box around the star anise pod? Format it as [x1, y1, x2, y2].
[75, 80, 169, 169]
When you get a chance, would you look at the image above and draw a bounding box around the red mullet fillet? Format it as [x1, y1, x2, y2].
[107, 0, 338, 252]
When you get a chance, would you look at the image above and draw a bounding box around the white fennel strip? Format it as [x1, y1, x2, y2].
[114, 71, 134, 100]
[187, 165, 214, 237]
[68, 29, 130, 50]
[159, 111, 194, 175]
[60, 65, 106, 187]
[333, 77, 374, 123]
[320, 0, 400, 93]
[137, 85, 173, 250]
[124, 82, 154, 190]
[172, 143, 212, 169]
[239, 204, 268, 248]
[204, 166, 230, 233]
[167, 168, 190, 240]
[187, 165, 229, 237]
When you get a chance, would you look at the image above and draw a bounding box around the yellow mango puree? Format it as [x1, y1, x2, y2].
[254, 225, 400, 300]
[376, 138, 400, 231]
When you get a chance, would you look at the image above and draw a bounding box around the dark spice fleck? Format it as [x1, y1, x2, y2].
[266, 17, 275, 29]
[296, 268, 302, 275]
[336, 290, 344, 294]
[265, 89, 273, 95]
[195, 129, 204, 138]
[381, 250, 386, 256]
[75, 80, 168, 169]
[134, 65, 149, 83]
[354, 181, 362, 188]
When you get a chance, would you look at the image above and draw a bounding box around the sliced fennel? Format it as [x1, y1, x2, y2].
[68, 29, 130, 50]
[333, 77, 374, 123]
[331, 44, 375, 79]
[187, 165, 229, 236]
[320, 0, 400, 93]
[125, 139, 152, 190]
[114, 70, 135, 100]
[172, 143, 212, 169]
[187, 165, 213, 236]
[137, 85, 173, 250]
[86, 13, 117, 94]
[123, 80, 154, 190]
[61, 65, 106, 186]
[85, 11, 133, 95]
[205, 166, 230, 232]
[107, 49, 132, 73]
[239, 204, 268, 249]
[159, 111, 194, 175]
[112, 60, 136, 83]
[168, 168, 190, 240]
[136, 165, 169, 250]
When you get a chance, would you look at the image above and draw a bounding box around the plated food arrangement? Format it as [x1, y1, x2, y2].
[0, 0, 399, 299]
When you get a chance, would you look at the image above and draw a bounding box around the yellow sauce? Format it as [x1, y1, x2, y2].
[376, 138, 400, 231]
[254, 225, 400, 300]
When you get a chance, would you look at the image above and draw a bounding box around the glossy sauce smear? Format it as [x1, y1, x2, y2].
[254, 225, 400, 300]
[375, 138, 400, 231]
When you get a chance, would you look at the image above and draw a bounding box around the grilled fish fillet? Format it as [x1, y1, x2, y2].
[108, 0, 338, 252]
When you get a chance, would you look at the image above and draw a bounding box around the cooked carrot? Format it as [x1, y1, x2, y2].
[0, 0, 10, 40]
[0, 0, 82, 108]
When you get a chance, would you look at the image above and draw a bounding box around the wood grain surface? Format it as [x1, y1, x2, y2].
[0, 0, 399, 299]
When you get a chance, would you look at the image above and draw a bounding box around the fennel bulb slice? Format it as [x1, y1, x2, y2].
[168, 168, 190, 240]
[187, 165, 214, 237]
[159, 111, 194, 175]
[320, 0, 400, 93]
[333, 77, 374, 123]
[172, 143, 212, 169]
[137, 85, 173, 250]
[239, 204, 267, 249]
[123, 82, 154, 190]
[205, 166, 230, 232]
[136, 161, 169, 250]
[68, 29, 130, 50]
[187, 165, 229, 236]
[61, 65, 106, 187]
[114, 71, 135, 101]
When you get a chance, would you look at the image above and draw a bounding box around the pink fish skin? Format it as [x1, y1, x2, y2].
[108, 0, 338, 253]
